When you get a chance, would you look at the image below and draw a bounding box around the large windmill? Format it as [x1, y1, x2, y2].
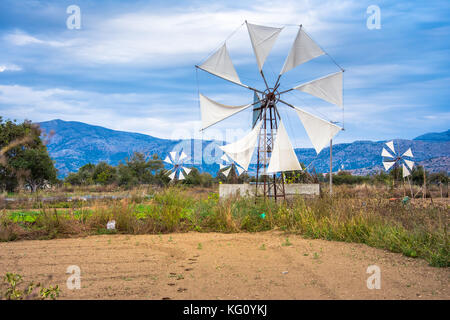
[196, 21, 344, 200]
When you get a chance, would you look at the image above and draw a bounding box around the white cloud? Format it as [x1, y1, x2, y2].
[4, 31, 69, 47]
[0, 64, 22, 72]
[3, 0, 360, 67]
[0, 84, 204, 138]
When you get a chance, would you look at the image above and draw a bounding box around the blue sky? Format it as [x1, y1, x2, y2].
[0, 0, 449, 148]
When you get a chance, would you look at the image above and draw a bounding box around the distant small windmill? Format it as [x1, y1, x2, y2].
[220, 154, 245, 180]
[381, 140, 414, 195]
[164, 150, 191, 181]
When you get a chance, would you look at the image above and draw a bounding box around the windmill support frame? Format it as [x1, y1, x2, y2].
[254, 88, 286, 202]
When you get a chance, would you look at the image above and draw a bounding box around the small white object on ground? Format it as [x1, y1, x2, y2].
[282, 271, 288, 274]
[107, 220, 116, 230]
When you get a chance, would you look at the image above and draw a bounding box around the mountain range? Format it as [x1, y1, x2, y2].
[37, 120, 450, 177]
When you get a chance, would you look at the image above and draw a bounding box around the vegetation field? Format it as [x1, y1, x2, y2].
[1, 185, 448, 268]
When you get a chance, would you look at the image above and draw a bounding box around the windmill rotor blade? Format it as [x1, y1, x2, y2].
[404, 159, 414, 170]
[266, 121, 302, 174]
[179, 151, 188, 162]
[199, 94, 254, 130]
[246, 22, 283, 71]
[382, 161, 395, 171]
[182, 167, 192, 175]
[402, 164, 411, 178]
[222, 167, 232, 177]
[280, 26, 325, 75]
[385, 141, 395, 154]
[381, 148, 394, 158]
[236, 165, 245, 176]
[402, 148, 414, 158]
[219, 163, 227, 170]
[168, 171, 176, 181]
[219, 120, 263, 170]
[220, 154, 230, 162]
[294, 106, 342, 155]
[163, 156, 173, 164]
[197, 43, 242, 85]
[290, 71, 343, 108]
[170, 151, 177, 162]
[178, 171, 185, 180]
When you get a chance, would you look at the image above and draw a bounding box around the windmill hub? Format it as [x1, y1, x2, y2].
[263, 88, 280, 104]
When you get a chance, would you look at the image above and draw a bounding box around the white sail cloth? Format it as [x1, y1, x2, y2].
[381, 148, 394, 158]
[199, 94, 252, 130]
[402, 148, 413, 158]
[294, 107, 342, 155]
[222, 167, 232, 177]
[266, 121, 302, 174]
[246, 22, 283, 71]
[293, 71, 343, 108]
[281, 27, 324, 75]
[402, 164, 411, 178]
[404, 159, 414, 170]
[385, 141, 395, 154]
[383, 161, 395, 171]
[198, 43, 242, 85]
[219, 121, 263, 170]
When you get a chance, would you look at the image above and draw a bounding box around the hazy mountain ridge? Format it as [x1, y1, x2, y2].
[38, 120, 450, 177]
[413, 129, 450, 142]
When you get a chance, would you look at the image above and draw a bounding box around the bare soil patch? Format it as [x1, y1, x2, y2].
[0, 231, 448, 300]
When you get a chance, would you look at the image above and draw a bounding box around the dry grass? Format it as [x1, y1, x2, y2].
[0, 185, 448, 267]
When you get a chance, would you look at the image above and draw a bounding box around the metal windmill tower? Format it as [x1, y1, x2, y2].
[196, 21, 344, 201]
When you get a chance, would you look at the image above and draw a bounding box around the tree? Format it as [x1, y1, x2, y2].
[0, 118, 57, 192]
[92, 162, 117, 185]
[65, 163, 95, 186]
[125, 152, 152, 184]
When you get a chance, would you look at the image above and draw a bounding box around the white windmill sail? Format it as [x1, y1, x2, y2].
[402, 164, 411, 178]
[404, 159, 414, 170]
[168, 171, 176, 180]
[383, 161, 395, 171]
[179, 151, 188, 162]
[220, 154, 229, 162]
[199, 94, 252, 130]
[198, 43, 242, 85]
[219, 120, 263, 170]
[163, 156, 172, 164]
[280, 27, 324, 75]
[219, 163, 226, 170]
[170, 151, 176, 161]
[179, 171, 185, 180]
[183, 167, 191, 175]
[293, 71, 343, 108]
[246, 22, 283, 71]
[294, 107, 342, 154]
[222, 167, 232, 177]
[266, 121, 302, 173]
[381, 148, 394, 158]
[236, 166, 245, 175]
[402, 148, 413, 158]
[385, 141, 395, 154]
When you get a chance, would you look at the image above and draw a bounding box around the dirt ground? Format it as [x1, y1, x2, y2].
[0, 231, 448, 300]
